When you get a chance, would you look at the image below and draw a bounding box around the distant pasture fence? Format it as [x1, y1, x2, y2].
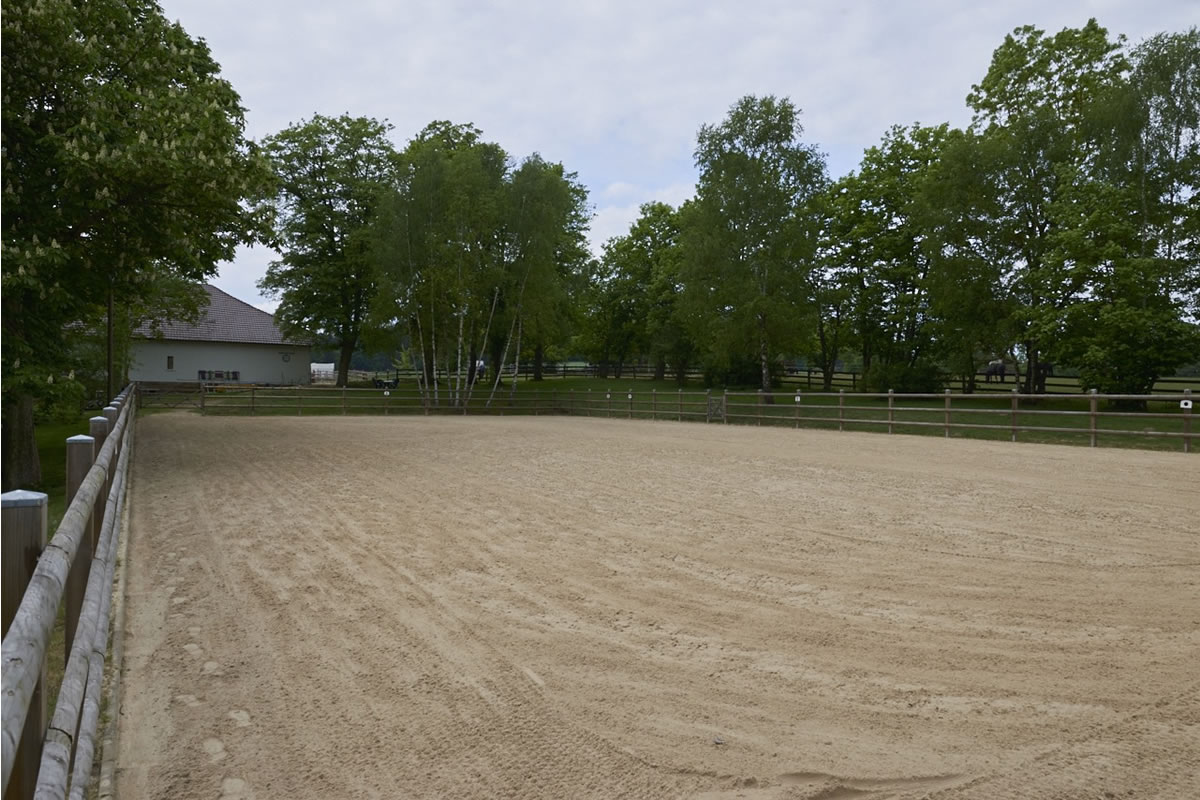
[185, 383, 1196, 452]
[2, 385, 136, 800]
[363, 363, 1197, 396]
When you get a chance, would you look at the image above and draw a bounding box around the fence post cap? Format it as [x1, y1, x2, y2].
[2, 489, 48, 508]
[103, 405, 118, 412]
[89, 416, 108, 424]
[66, 434, 95, 444]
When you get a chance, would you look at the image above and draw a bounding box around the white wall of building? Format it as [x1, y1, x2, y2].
[131, 340, 311, 384]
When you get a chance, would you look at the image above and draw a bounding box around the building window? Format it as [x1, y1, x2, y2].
[167, 355, 175, 371]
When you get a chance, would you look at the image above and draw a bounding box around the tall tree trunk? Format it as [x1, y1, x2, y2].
[336, 336, 356, 387]
[674, 358, 688, 387]
[533, 342, 544, 381]
[1024, 342, 1038, 394]
[654, 357, 666, 382]
[1, 394, 41, 491]
[758, 313, 774, 400]
[106, 288, 115, 398]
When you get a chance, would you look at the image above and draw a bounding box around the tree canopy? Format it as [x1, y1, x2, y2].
[1, 0, 272, 488]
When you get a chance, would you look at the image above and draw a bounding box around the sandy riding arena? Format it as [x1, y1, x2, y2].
[113, 414, 1198, 799]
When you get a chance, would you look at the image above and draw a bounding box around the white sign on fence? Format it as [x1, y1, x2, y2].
[1182, 400, 1193, 410]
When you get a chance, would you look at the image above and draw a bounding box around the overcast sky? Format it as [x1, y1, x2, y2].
[156, 0, 1195, 312]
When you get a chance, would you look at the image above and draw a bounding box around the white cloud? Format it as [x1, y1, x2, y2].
[159, 0, 1196, 307]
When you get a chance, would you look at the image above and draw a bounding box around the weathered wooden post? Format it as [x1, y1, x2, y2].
[586, 388, 591, 417]
[627, 389, 633, 419]
[64, 434, 96, 662]
[297, 387, 302, 416]
[2, 490, 48, 800]
[102, 406, 119, 461]
[677, 389, 682, 422]
[757, 389, 763, 426]
[1184, 389, 1193, 454]
[570, 389, 575, 415]
[250, 385, 256, 416]
[606, 390, 612, 418]
[839, 389, 845, 432]
[342, 386, 347, 415]
[88, 416, 109, 549]
[944, 389, 952, 438]
[1011, 389, 1019, 442]
[200, 382, 206, 415]
[723, 389, 728, 424]
[705, 390, 712, 422]
[794, 390, 801, 429]
[1089, 388, 1099, 448]
[651, 389, 657, 421]
[887, 390, 895, 434]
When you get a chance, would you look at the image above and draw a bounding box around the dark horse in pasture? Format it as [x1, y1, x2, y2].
[984, 360, 1007, 383]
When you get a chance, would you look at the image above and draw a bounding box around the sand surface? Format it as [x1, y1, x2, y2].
[114, 414, 1199, 799]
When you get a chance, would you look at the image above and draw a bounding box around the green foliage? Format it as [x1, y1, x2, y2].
[258, 114, 397, 386]
[2, 0, 272, 487]
[368, 122, 589, 395]
[681, 95, 827, 392]
[862, 362, 945, 394]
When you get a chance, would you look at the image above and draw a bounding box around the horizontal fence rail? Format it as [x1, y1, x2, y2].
[1, 385, 136, 800]
[344, 364, 1198, 396]
[177, 382, 1197, 452]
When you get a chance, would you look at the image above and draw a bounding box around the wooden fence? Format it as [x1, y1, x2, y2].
[359, 364, 1198, 395]
[183, 383, 1196, 451]
[1, 385, 136, 800]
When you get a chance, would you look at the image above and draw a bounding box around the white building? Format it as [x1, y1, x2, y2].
[130, 285, 311, 385]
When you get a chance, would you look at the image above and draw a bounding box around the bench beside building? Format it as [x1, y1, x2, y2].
[130, 284, 311, 385]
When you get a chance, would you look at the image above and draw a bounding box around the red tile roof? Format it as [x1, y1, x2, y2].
[132, 285, 310, 346]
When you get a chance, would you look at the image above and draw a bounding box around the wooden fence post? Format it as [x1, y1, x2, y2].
[1184, 389, 1192, 454]
[342, 386, 347, 415]
[757, 389, 763, 426]
[88, 417, 109, 549]
[2, 490, 48, 800]
[586, 388, 591, 417]
[1089, 388, 1099, 448]
[839, 389, 845, 432]
[297, 388, 302, 416]
[651, 389, 657, 421]
[64, 435, 96, 664]
[678, 389, 682, 422]
[627, 389, 633, 419]
[251, 386, 256, 416]
[102, 407, 119, 468]
[607, 390, 612, 418]
[887, 390, 895, 434]
[794, 390, 801, 429]
[944, 389, 951, 438]
[723, 389, 728, 424]
[1011, 389, 1018, 442]
[570, 389, 575, 415]
[200, 382, 206, 415]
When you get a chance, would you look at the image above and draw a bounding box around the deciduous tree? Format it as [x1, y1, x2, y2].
[259, 114, 397, 387]
[2, 0, 271, 489]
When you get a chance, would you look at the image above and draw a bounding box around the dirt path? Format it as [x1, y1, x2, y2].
[114, 414, 1200, 799]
